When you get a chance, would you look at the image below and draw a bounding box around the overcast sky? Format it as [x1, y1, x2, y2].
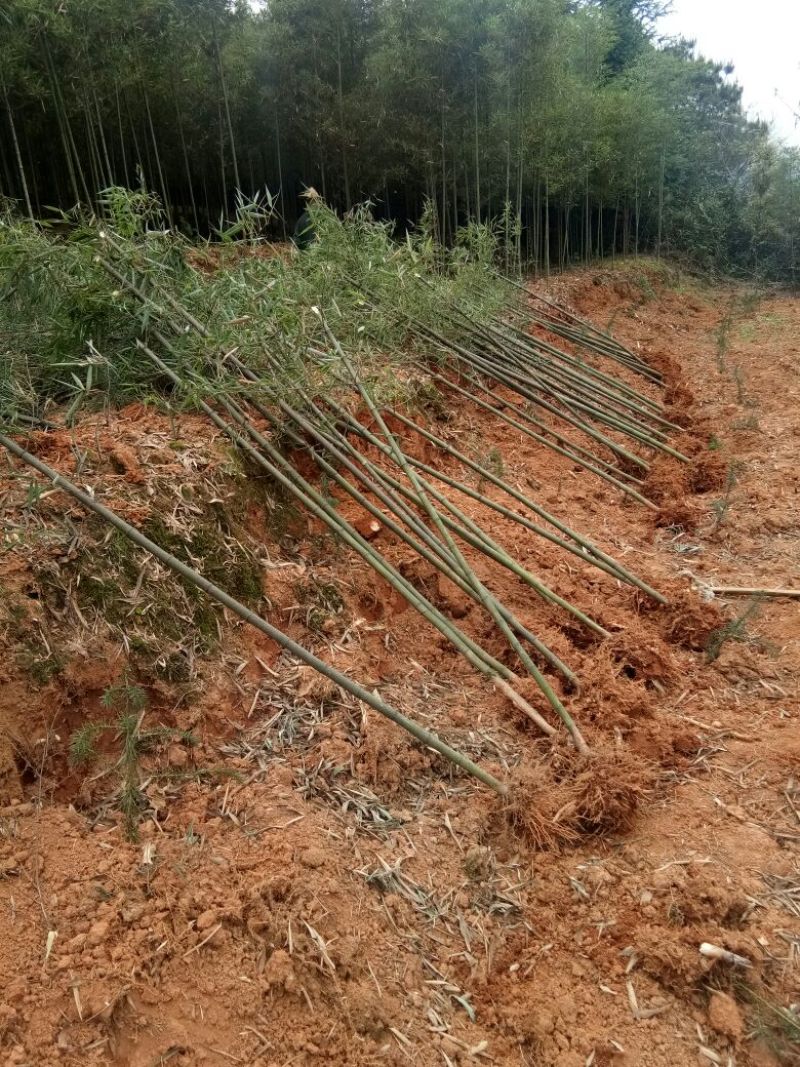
[657, 0, 800, 145]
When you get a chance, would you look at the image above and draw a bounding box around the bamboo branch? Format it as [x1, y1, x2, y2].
[710, 587, 800, 600]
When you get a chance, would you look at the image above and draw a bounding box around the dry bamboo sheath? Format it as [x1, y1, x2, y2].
[0, 432, 508, 795]
[711, 586, 800, 600]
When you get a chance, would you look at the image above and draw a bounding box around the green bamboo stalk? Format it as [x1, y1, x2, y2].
[402, 314, 653, 472]
[444, 359, 648, 486]
[305, 273, 658, 471]
[316, 389, 646, 595]
[137, 343, 518, 691]
[495, 274, 660, 381]
[462, 331, 679, 458]
[325, 411, 613, 638]
[383, 409, 667, 604]
[149, 339, 573, 741]
[496, 315, 669, 417]
[480, 322, 676, 434]
[414, 276, 669, 429]
[416, 361, 657, 508]
[203, 383, 565, 740]
[460, 342, 654, 468]
[100, 252, 588, 699]
[285, 413, 578, 687]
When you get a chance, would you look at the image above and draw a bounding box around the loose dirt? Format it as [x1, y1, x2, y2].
[0, 262, 797, 1066]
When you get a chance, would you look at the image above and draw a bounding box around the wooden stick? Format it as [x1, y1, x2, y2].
[710, 587, 800, 600]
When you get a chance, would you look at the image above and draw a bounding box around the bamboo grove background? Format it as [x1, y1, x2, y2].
[0, 0, 798, 279]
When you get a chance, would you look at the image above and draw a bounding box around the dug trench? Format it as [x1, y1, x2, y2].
[0, 263, 798, 1066]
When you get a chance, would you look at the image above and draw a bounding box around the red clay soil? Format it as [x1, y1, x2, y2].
[0, 262, 798, 1066]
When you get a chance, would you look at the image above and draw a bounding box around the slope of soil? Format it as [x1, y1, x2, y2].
[0, 263, 797, 1066]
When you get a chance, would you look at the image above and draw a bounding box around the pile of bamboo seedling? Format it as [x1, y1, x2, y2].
[353, 269, 686, 511]
[0, 203, 683, 793]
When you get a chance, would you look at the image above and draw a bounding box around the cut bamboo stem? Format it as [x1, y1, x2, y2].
[139, 342, 516, 688]
[383, 408, 666, 603]
[320, 321, 588, 752]
[227, 361, 578, 687]
[417, 361, 657, 508]
[147, 339, 566, 737]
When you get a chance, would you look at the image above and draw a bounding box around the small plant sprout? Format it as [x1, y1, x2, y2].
[711, 460, 741, 531]
[706, 598, 761, 662]
[69, 679, 195, 840]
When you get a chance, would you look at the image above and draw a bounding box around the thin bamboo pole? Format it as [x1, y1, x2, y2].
[383, 409, 666, 604]
[227, 357, 577, 688]
[149, 342, 562, 738]
[323, 399, 613, 637]
[437, 358, 647, 485]
[138, 343, 518, 691]
[398, 313, 653, 472]
[415, 362, 656, 508]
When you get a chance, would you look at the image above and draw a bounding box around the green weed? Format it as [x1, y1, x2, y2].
[740, 984, 800, 1062]
[19, 651, 65, 687]
[711, 461, 742, 531]
[716, 309, 733, 372]
[706, 599, 761, 662]
[69, 680, 195, 840]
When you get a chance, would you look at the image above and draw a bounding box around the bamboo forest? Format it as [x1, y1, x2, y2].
[1, 0, 798, 277]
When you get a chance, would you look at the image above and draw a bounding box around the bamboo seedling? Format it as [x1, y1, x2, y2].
[412, 274, 674, 437]
[98, 238, 658, 602]
[353, 279, 658, 471]
[100, 241, 597, 674]
[401, 315, 654, 472]
[137, 344, 511, 681]
[69, 680, 196, 840]
[492, 272, 660, 382]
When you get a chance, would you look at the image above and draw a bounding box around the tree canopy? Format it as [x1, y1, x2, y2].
[0, 0, 797, 278]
